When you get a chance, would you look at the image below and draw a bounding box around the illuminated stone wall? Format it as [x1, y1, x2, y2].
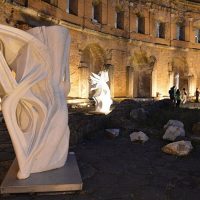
[1, 0, 200, 98]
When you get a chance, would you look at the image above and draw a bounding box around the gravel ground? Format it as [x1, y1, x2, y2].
[1, 101, 200, 200]
[1, 127, 200, 200]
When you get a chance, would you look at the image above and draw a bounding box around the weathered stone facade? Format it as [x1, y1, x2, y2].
[1, 0, 200, 98]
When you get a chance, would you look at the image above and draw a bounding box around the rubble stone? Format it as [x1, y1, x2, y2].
[164, 120, 184, 130]
[130, 131, 149, 143]
[162, 141, 193, 156]
[163, 126, 185, 141]
[163, 120, 185, 141]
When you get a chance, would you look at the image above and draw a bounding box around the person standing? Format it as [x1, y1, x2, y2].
[175, 89, 181, 107]
[169, 86, 175, 103]
[181, 88, 187, 104]
[195, 88, 199, 103]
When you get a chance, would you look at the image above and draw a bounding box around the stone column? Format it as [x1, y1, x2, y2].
[185, 20, 190, 42]
[58, 0, 67, 12]
[133, 70, 139, 97]
[85, 0, 93, 17]
[126, 66, 134, 98]
[108, 64, 114, 98]
[107, 0, 116, 28]
[78, 0, 84, 17]
[101, 0, 108, 25]
[174, 73, 179, 90]
[129, 8, 136, 33]
[79, 62, 89, 98]
[144, 17, 150, 35]
[188, 75, 196, 97]
[170, 15, 176, 40]
[188, 18, 194, 43]
[151, 69, 157, 97]
[169, 71, 174, 89]
[149, 9, 154, 37]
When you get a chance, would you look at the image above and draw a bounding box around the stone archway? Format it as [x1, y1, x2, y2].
[171, 57, 189, 91]
[130, 49, 156, 98]
[79, 43, 106, 98]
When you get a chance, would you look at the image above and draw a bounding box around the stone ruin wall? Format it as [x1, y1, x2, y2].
[1, 0, 200, 98]
[69, 29, 129, 98]
[70, 29, 200, 98]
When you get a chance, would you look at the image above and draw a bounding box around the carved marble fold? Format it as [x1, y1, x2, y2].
[0, 25, 71, 179]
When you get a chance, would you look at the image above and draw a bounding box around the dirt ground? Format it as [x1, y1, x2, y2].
[1, 100, 200, 200]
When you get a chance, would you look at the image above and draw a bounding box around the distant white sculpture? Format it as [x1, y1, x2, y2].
[90, 70, 112, 114]
[0, 25, 71, 179]
[174, 73, 179, 89]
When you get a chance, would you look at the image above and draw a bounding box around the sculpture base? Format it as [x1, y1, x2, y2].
[0, 152, 82, 194]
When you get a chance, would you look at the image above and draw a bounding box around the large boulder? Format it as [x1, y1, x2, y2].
[130, 108, 149, 121]
[130, 131, 149, 143]
[162, 141, 193, 156]
[164, 120, 184, 130]
[163, 126, 185, 141]
[163, 120, 185, 141]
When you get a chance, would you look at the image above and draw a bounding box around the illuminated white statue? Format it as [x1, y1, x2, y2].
[175, 73, 179, 89]
[90, 70, 112, 114]
[0, 25, 71, 179]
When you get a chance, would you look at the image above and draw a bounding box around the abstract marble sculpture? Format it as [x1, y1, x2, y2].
[90, 70, 112, 114]
[0, 25, 71, 179]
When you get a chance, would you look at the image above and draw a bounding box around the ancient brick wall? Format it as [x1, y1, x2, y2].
[1, 0, 200, 98]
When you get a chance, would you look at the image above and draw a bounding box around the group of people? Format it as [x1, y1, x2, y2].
[169, 86, 187, 107]
[169, 86, 200, 107]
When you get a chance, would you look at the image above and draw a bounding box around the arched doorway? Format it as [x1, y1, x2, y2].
[171, 57, 189, 91]
[130, 49, 156, 97]
[79, 43, 106, 98]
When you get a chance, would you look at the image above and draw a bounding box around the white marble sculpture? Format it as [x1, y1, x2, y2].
[90, 70, 112, 114]
[0, 25, 71, 179]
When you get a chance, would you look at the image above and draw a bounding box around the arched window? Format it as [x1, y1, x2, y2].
[92, 1, 102, 23]
[115, 11, 124, 29]
[195, 29, 200, 43]
[155, 22, 165, 39]
[176, 24, 185, 41]
[66, 0, 78, 15]
[136, 15, 145, 34]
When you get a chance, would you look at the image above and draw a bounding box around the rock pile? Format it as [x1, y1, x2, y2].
[130, 108, 149, 121]
[162, 120, 193, 156]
